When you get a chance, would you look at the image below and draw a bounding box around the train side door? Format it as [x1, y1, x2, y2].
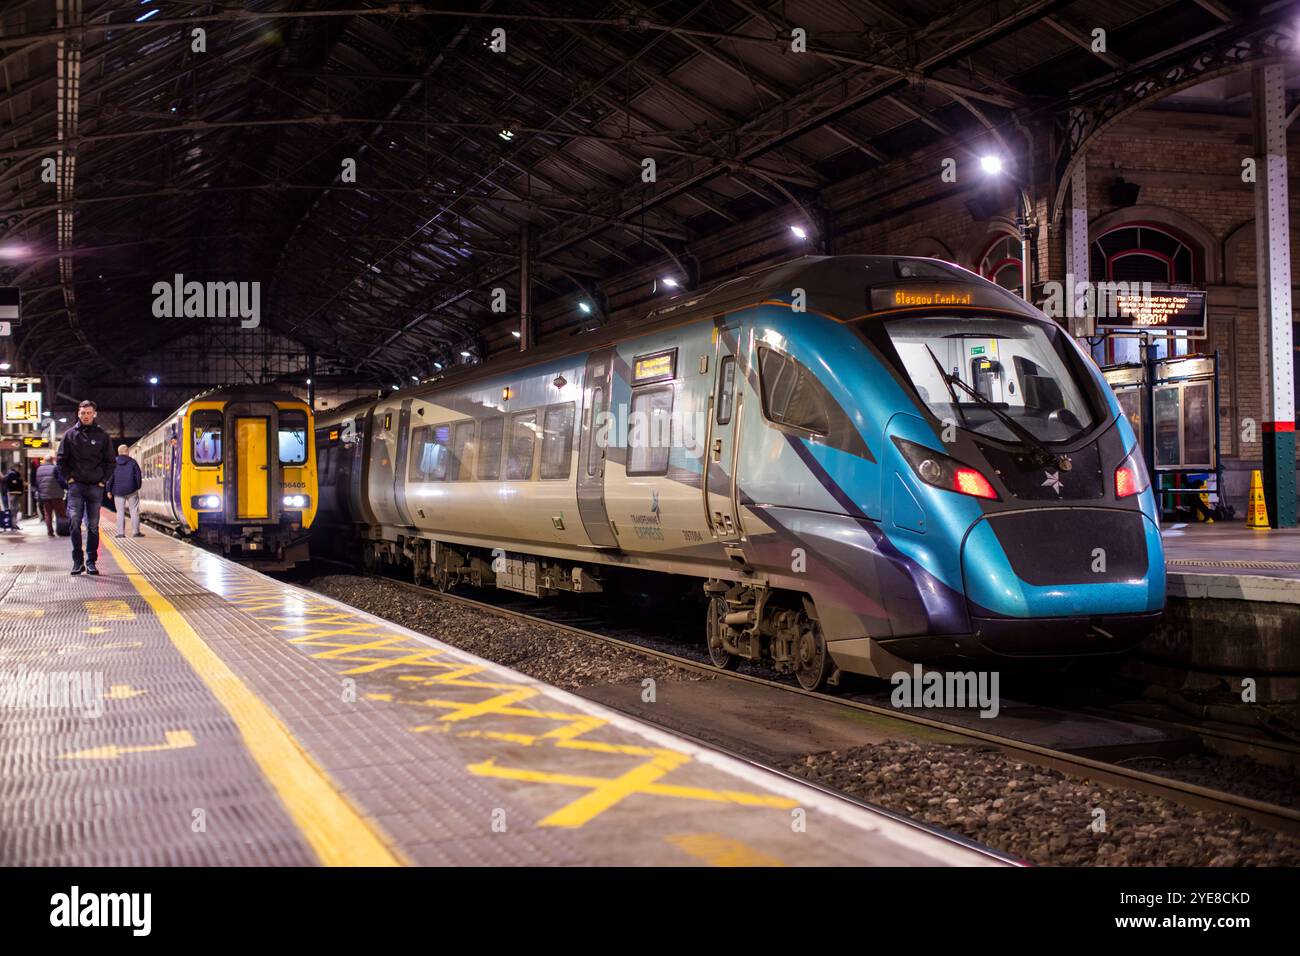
[576, 347, 619, 548]
[391, 398, 415, 526]
[704, 322, 744, 542]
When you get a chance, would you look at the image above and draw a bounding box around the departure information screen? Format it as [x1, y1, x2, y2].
[1097, 287, 1206, 335]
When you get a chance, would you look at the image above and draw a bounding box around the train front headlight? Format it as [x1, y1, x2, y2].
[191, 494, 222, 510]
[282, 494, 309, 509]
[893, 437, 1000, 501]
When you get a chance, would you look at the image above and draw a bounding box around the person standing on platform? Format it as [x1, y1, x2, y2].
[34, 456, 67, 537]
[56, 400, 115, 575]
[3, 464, 24, 531]
[106, 444, 144, 538]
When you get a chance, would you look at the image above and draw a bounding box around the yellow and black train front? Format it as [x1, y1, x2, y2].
[135, 386, 317, 567]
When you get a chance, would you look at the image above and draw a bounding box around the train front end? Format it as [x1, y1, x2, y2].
[184, 393, 317, 567]
[862, 271, 1165, 662]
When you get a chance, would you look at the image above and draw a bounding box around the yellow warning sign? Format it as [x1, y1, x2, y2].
[1246, 470, 1270, 530]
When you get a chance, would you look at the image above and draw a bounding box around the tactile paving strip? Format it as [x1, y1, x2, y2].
[1169, 558, 1300, 571]
[0, 532, 316, 866]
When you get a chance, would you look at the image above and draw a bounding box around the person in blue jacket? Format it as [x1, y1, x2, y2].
[105, 444, 144, 539]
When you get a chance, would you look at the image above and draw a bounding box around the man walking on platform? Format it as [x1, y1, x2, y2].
[56, 400, 115, 575]
[34, 456, 67, 537]
[2, 463, 24, 531]
[106, 444, 144, 538]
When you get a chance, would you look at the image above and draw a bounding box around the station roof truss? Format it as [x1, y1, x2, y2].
[0, 0, 1287, 393]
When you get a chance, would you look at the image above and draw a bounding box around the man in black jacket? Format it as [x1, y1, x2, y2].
[56, 399, 116, 575]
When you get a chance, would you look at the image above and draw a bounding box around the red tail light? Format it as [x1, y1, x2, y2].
[1114, 449, 1149, 498]
[954, 467, 998, 500]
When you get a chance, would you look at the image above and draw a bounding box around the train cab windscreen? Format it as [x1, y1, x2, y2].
[278, 410, 309, 464]
[192, 411, 223, 464]
[884, 316, 1099, 443]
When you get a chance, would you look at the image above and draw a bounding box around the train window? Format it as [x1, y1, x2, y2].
[586, 387, 604, 477]
[191, 411, 222, 466]
[884, 316, 1099, 443]
[477, 417, 504, 480]
[757, 347, 831, 436]
[628, 386, 673, 476]
[540, 403, 575, 479]
[278, 410, 308, 465]
[409, 425, 451, 481]
[449, 421, 475, 481]
[716, 356, 736, 425]
[506, 411, 538, 481]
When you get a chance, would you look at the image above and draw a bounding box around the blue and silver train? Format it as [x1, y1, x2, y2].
[314, 256, 1164, 690]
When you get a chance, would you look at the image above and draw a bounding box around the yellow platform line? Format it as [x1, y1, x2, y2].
[102, 536, 401, 867]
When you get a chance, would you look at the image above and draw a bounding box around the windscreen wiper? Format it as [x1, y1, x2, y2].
[924, 345, 966, 427]
[925, 346, 1070, 470]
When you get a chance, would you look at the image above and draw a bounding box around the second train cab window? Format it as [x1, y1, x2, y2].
[757, 346, 831, 436]
[506, 412, 537, 480]
[192, 411, 222, 465]
[278, 410, 308, 465]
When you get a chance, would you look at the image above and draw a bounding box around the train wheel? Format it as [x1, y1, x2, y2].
[705, 596, 738, 671]
[793, 621, 831, 691]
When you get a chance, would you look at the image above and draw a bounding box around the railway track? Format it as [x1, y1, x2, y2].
[318, 563, 1300, 837]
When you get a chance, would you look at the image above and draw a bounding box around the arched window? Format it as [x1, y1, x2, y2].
[1090, 223, 1203, 365]
[978, 233, 1023, 293]
[1090, 224, 1199, 285]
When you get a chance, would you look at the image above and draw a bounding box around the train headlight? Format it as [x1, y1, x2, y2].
[191, 494, 222, 509]
[1114, 448, 1149, 499]
[282, 494, 309, 509]
[893, 437, 1000, 501]
[917, 459, 943, 484]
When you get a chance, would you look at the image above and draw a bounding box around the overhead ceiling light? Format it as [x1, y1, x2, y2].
[135, 7, 159, 21]
[460, 350, 472, 358]
[0, 244, 28, 259]
[578, 302, 592, 314]
[0, 362, 10, 371]
[790, 225, 808, 240]
[411, 375, 420, 381]
[58, 417, 67, 423]
[511, 330, 521, 338]
[148, 375, 159, 385]
[660, 277, 679, 289]
[980, 154, 1004, 175]
[433, 362, 443, 370]
[392, 384, 400, 390]
[498, 129, 514, 141]
[306, 378, 312, 384]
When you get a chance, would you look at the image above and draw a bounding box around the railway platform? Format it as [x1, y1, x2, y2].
[0, 525, 1000, 867]
[1144, 523, 1300, 702]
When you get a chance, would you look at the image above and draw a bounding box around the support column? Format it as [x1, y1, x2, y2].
[1067, 151, 1092, 338]
[519, 222, 533, 351]
[1253, 65, 1296, 528]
